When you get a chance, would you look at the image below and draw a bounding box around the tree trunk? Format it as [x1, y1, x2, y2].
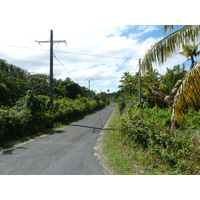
[191, 56, 195, 69]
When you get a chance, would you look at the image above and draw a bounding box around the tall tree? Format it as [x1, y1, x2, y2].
[0, 59, 29, 105]
[141, 69, 165, 107]
[27, 74, 50, 96]
[119, 72, 137, 95]
[179, 44, 200, 69]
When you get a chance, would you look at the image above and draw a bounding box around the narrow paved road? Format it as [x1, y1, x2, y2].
[0, 103, 116, 175]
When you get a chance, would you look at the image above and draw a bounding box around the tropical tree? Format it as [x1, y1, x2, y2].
[27, 74, 50, 96]
[53, 77, 85, 100]
[0, 59, 29, 105]
[179, 44, 200, 69]
[141, 25, 200, 71]
[119, 72, 137, 96]
[141, 69, 166, 107]
[159, 65, 186, 95]
[171, 61, 200, 131]
[141, 25, 200, 131]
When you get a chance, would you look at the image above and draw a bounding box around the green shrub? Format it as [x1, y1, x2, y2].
[53, 97, 105, 123]
[119, 106, 200, 174]
[178, 108, 200, 130]
[17, 91, 50, 114]
[0, 94, 106, 145]
[0, 107, 33, 141]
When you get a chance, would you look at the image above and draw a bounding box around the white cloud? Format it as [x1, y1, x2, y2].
[0, 24, 169, 92]
[0, 2, 186, 93]
[127, 25, 159, 39]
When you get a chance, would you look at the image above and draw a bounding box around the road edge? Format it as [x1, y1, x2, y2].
[93, 105, 116, 175]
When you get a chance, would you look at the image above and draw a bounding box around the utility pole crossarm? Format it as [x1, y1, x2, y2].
[35, 40, 67, 45]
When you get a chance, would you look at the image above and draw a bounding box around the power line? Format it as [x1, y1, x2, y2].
[54, 50, 130, 59]
[53, 53, 82, 86]
[0, 43, 49, 51]
[0, 43, 138, 60]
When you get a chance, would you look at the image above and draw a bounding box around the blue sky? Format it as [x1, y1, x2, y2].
[0, 1, 198, 93]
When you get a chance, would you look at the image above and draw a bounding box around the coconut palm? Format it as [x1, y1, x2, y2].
[141, 25, 200, 132]
[141, 69, 166, 107]
[171, 61, 200, 131]
[158, 65, 186, 107]
[119, 72, 137, 95]
[179, 44, 200, 69]
[142, 25, 200, 71]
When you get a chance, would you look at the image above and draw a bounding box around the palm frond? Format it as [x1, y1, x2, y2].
[162, 25, 177, 34]
[195, 50, 200, 57]
[142, 25, 200, 71]
[171, 61, 200, 131]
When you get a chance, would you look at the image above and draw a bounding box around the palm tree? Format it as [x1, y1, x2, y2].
[119, 72, 137, 95]
[141, 25, 200, 132]
[142, 25, 200, 71]
[171, 61, 200, 131]
[158, 65, 186, 107]
[179, 44, 200, 69]
[141, 69, 166, 107]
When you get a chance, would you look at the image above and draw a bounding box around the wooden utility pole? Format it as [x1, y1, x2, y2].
[36, 30, 67, 107]
[138, 58, 142, 102]
[50, 30, 53, 107]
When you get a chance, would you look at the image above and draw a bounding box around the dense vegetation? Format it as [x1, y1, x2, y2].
[103, 26, 200, 174]
[0, 59, 96, 106]
[0, 59, 108, 148]
[102, 64, 200, 174]
[103, 105, 200, 174]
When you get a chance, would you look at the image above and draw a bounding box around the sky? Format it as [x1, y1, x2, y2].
[0, 1, 199, 94]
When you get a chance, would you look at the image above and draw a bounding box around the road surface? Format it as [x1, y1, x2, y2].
[0, 103, 116, 175]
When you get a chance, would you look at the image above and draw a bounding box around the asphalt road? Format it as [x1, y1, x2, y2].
[0, 103, 116, 175]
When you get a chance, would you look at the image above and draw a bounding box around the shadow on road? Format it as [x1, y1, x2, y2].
[2, 146, 27, 155]
[71, 124, 115, 131]
[49, 130, 65, 135]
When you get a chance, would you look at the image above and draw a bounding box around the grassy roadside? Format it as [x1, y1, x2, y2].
[102, 106, 199, 175]
[102, 107, 151, 175]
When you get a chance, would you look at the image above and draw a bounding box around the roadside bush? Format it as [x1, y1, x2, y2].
[53, 98, 75, 123]
[53, 97, 105, 123]
[0, 107, 33, 141]
[119, 106, 200, 174]
[0, 94, 106, 145]
[178, 108, 200, 130]
[17, 91, 50, 114]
